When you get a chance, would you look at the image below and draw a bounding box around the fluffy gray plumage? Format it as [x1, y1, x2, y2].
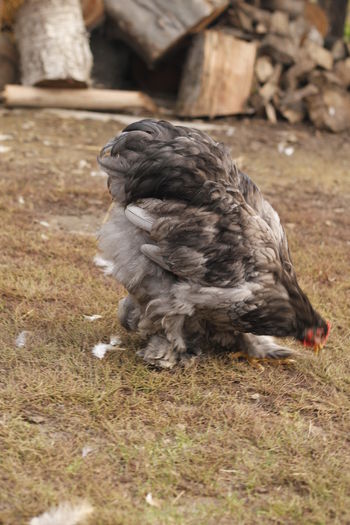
[97, 119, 329, 368]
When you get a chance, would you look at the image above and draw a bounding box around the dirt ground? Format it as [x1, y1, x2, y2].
[0, 108, 349, 525]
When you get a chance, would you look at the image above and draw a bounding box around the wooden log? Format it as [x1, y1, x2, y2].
[3, 85, 158, 113]
[334, 58, 350, 88]
[264, 102, 277, 123]
[177, 30, 256, 118]
[307, 69, 344, 89]
[255, 56, 274, 83]
[269, 11, 290, 36]
[280, 84, 319, 106]
[15, 0, 92, 87]
[258, 63, 282, 103]
[236, 6, 254, 32]
[288, 15, 310, 46]
[1, 0, 104, 28]
[282, 56, 315, 91]
[255, 22, 268, 35]
[303, 40, 333, 70]
[279, 102, 306, 123]
[331, 40, 347, 61]
[259, 34, 298, 65]
[306, 86, 350, 132]
[259, 81, 278, 101]
[104, 0, 229, 66]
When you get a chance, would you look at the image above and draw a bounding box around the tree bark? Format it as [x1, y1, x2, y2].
[14, 0, 92, 86]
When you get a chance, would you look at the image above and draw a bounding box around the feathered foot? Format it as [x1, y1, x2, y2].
[231, 333, 296, 368]
[137, 334, 199, 369]
[118, 295, 141, 331]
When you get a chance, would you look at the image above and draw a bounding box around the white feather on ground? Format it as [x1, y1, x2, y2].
[15, 331, 30, 348]
[145, 493, 161, 508]
[29, 501, 93, 525]
[93, 254, 114, 276]
[92, 335, 122, 359]
[83, 314, 103, 321]
[81, 445, 94, 458]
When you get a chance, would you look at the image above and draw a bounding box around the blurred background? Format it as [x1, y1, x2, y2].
[0, 0, 350, 130]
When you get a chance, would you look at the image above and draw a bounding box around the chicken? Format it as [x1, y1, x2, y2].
[97, 119, 330, 368]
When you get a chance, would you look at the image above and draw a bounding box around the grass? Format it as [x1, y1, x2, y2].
[0, 110, 349, 524]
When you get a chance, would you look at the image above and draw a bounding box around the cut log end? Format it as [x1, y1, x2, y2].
[177, 30, 256, 118]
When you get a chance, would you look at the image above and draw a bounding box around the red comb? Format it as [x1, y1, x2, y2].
[303, 321, 331, 348]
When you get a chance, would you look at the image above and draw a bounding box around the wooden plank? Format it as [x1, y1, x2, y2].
[104, 0, 229, 66]
[3, 85, 158, 113]
[177, 30, 256, 118]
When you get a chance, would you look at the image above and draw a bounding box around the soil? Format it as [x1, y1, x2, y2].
[1, 108, 349, 525]
[1, 108, 349, 241]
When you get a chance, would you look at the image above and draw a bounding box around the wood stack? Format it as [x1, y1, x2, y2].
[104, 0, 256, 117]
[224, 0, 350, 131]
[1, 0, 350, 129]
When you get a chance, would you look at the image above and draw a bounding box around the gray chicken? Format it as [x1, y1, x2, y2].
[97, 119, 330, 368]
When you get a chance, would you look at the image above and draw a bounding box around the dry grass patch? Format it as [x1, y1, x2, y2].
[0, 110, 349, 524]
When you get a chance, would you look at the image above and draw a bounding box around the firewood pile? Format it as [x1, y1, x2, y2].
[223, 0, 350, 131]
[0, 0, 349, 131]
